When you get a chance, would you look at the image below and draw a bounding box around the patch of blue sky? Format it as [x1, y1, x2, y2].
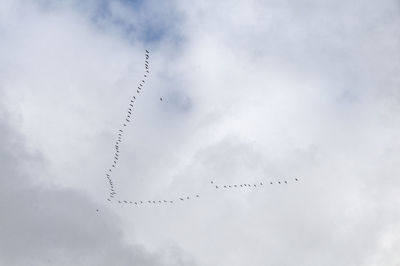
[90, 0, 184, 46]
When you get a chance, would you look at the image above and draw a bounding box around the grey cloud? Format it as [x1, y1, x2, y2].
[0, 109, 196, 265]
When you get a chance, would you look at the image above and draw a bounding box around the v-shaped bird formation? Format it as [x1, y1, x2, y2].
[103, 50, 301, 208]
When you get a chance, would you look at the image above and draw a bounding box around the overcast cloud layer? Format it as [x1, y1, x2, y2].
[1, 0, 400, 265]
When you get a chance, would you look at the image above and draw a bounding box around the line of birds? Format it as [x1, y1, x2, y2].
[211, 178, 300, 189]
[113, 194, 201, 206]
[105, 50, 150, 202]
[106, 178, 300, 208]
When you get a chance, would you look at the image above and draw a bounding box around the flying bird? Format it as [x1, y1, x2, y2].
[160, 97, 163, 101]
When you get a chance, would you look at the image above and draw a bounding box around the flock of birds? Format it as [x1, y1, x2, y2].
[104, 50, 151, 203]
[102, 50, 301, 209]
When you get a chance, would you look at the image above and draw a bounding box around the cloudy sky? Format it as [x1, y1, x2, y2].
[1, 0, 400, 265]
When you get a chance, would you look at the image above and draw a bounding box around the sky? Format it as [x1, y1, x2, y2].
[0, 0, 400, 265]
